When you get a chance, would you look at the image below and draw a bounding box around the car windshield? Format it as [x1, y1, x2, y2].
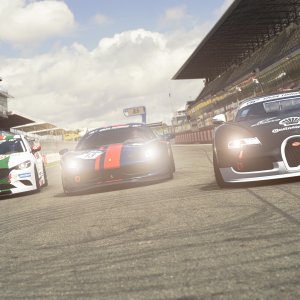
[235, 97, 300, 122]
[76, 126, 156, 151]
[0, 139, 24, 154]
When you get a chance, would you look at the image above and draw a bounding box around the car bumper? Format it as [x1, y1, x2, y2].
[63, 171, 172, 194]
[220, 161, 300, 183]
[0, 169, 37, 196]
[0, 185, 37, 196]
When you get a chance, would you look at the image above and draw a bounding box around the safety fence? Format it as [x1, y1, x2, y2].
[175, 126, 214, 144]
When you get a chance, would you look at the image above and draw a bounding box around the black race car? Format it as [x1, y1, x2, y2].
[60, 123, 175, 194]
[213, 91, 300, 187]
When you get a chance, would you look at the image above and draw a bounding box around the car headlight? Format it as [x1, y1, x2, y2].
[145, 147, 159, 159]
[15, 160, 31, 170]
[64, 159, 79, 171]
[228, 137, 261, 150]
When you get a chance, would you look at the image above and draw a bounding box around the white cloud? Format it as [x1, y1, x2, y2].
[1, 28, 204, 129]
[92, 13, 112, 25]
[0, 0, 75, 45]
[161, 5, 191, 24]
[214, 0, 234, 17]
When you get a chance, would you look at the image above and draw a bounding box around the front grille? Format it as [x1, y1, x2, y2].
[74, 163, 155, 185]
[19, 180, 32, 186]
[233, 157, 273, 172]
[284, 138, 300, 168]
[122, 163, 153, 176]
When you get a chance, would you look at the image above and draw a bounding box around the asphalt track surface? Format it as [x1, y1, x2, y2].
[0, 144, 300, 300]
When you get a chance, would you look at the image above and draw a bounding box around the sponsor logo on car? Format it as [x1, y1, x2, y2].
[77, 150, 104, 160]
[251, 117, 281, 127]
[279, 117, 300, 127]
[272, 117, 300, 133]
[18, 173, 32, 179]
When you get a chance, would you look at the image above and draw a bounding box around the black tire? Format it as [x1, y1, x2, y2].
[166, 150, 175, 179]
[62, 176, 72, 195]
[213, 151, 229, 188]
[42, 164, 48, 187]
[34, 166, 41, 191]
[63, 186, 70, 195]
[170, 151, 176, 173]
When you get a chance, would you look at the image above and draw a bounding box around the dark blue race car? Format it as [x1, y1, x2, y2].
[60, 123, 175, 194]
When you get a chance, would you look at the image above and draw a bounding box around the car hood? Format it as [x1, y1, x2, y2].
[234, 111, 300, 143]
[0, 152, 32, 169]
[62, 141, 159, 171]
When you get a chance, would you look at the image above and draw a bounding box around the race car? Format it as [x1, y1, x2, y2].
[60, 123, 175, 194]
[0, 134, 48, 196]
[213, 91, 300, 187]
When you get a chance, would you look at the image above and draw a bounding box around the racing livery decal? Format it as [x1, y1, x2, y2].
[60, 123, 175, 194]
[104, 144, 123, 170]
[272, 117, 300, 133]
[0, 156, 10, 187]
[213, 91, 300, 186]
[251, 117, 281, 127]
[0, 134, 47, 196]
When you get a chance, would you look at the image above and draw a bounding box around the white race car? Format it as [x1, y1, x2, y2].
[0, 134, 48, 196]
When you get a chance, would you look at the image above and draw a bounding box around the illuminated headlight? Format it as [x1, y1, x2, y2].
[145, 147, 159, 159]
[15, 160, 31, 170]
[228, 137, 261, 150]
[65, 160, 79, 170]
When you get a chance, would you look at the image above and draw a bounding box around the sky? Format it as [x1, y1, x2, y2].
[0, 0, 234, 129]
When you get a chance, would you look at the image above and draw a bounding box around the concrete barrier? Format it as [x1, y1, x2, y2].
[175, 126, 215, 144]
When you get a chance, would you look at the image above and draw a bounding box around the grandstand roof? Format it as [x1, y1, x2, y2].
[0, 112, 35, 131]
[0, 111, 64, 136]
[12, 122, 57, 133]
[12, 122, 65, 136]
[173, 0, 300, 81]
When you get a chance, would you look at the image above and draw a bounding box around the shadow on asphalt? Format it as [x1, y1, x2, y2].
[200, 177, 300, 191]
[54, 178, 171, 198]
[0, 189, 40, 201]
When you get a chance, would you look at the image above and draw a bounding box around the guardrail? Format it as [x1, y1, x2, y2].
[175, 126, 215, 144]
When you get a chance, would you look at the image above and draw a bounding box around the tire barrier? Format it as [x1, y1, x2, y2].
[175, 127, 214, 144]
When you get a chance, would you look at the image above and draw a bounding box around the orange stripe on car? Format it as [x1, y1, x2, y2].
[104, 144, 123, 169]
[94, 146, 104, 171]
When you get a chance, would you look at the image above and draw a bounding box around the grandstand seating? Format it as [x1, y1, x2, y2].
[189, 24, 300, 128]
[199, 24, 300, 101]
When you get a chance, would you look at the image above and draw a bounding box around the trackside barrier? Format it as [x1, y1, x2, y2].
[40, 141, 77, 165]
[175, 126, 215, 144]
[42, 153, 61, 165]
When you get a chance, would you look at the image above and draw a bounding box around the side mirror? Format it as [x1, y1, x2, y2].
[59, 148, 69, 156]
[212, 114, 226, 125]
[32, 145, 41, 153]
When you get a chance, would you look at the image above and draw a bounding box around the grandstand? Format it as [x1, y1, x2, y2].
[0, 82, 12, 119]
[173, 0, 300, 129]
